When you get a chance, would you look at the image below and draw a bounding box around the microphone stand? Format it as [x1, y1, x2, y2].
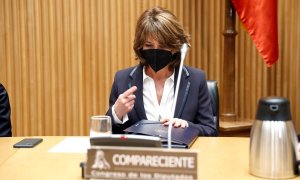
[168, 43, 189, 149]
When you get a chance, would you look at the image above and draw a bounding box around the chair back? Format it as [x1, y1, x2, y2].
[207, 80, 219, 135]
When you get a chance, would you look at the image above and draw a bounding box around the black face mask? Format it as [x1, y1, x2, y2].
[140, 49, 179, 72]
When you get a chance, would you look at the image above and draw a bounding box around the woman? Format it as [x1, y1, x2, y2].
[106, 7, 217, 136]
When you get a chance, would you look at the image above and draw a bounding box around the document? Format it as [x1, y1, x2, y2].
[48, 137, 90, 153]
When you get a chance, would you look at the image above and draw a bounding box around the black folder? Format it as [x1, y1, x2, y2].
[124, 120, 200, 148]
[90, 134, 162, 148]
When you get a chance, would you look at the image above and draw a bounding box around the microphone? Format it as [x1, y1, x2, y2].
[180, 43, 189, 62]
[168, 43, 189, 149]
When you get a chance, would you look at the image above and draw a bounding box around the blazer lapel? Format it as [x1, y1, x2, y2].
[174, 66, 191, 118]
[128, 65, 190, 120]
[128, 65, 147, 121]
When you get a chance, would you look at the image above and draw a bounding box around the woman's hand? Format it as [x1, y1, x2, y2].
[160, 118, 188, 128]
[114, 86, 137, 120]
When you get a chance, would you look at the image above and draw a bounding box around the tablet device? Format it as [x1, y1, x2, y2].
[13, 138, 43, 148]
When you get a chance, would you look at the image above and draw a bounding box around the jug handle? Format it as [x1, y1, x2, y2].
[294, 134, 300, 175]
[293, 153, 299, 175]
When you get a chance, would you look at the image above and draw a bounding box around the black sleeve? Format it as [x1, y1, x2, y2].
[0, 84, 12, 137]
[188, 71, 217, 136]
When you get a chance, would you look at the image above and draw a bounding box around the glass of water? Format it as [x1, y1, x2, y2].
[90, 115, 112, 137]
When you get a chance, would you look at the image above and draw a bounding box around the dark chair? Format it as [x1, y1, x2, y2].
[207, 80, 219, 135]
[0, 84, 12, 137]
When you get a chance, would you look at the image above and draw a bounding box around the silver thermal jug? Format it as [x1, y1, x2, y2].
[250, 97, 299, 179]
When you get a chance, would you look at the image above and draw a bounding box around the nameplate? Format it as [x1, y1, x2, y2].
[84, 146, 198, 179]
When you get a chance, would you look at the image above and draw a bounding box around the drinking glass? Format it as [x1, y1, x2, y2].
[90, 115, 112, 137]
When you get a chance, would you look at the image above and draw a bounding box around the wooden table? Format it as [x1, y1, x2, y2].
[0, 136, 294, 179]
[0, 136, 86, 180]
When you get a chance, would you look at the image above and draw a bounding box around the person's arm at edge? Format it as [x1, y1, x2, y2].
[0, 84, 12, 137]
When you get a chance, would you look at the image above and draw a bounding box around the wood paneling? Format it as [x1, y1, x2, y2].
[1, 0, 300, 136]
[235, 0, 300, 131]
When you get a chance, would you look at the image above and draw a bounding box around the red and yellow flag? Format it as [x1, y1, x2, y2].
[231, 0, 279, 67]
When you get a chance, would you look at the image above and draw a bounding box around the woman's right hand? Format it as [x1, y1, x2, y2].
[114, 86, 137, 120]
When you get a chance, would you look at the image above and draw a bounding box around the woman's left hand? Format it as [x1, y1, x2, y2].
[160, 118, 188, 128]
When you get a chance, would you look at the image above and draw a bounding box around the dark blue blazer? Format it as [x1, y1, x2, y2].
[106, 64, 217, 136]
[0, 84, 12, 137]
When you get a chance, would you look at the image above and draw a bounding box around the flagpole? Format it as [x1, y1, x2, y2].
[221, 0, 237, 122]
